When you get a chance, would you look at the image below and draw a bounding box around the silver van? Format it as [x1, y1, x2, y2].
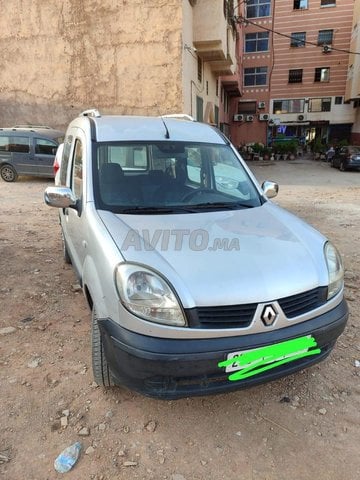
[0, 127, 64, 182]
[44, 110, 348, 399]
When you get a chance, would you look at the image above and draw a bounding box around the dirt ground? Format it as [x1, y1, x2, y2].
[1, 159, 359, 480]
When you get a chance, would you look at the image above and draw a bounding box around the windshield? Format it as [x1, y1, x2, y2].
[93, 142, 262, 213]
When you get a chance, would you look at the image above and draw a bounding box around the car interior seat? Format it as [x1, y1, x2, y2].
[99, 163, 142, 205]
[154, 157, 193, 204]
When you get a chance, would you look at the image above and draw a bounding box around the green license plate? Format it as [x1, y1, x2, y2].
[218, 335, 321, 381]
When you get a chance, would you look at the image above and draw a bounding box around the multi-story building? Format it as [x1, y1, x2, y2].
[231, 0, 355, 149]
[0, 0, 239, 131]
[190, 0, 240, 133]
[345, 0, 360, 143]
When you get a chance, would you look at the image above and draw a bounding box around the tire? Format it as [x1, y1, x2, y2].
[61, 232, 71, 264]
[340, 161, 346, 172]
[0, 164, 18, 182]
[91, 306, 114, 387]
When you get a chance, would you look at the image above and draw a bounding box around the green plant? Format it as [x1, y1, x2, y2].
[287, 140, 298, 155]
[273, 142, 289, 155]
[312, 137, 326, 153]
[262, 147, 271, 157]
[337, 139, 349, 148]
[250, 142, 265, 154]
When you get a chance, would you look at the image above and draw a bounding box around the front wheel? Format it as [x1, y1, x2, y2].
[0, 164, 18, 182]
[91, 306, 114, 387]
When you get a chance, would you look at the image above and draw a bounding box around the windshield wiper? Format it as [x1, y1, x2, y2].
[189, 202, 253, 210]
[120, 206, 194, 214]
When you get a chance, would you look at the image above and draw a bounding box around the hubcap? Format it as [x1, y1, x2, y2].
[2, 167, 14, 181]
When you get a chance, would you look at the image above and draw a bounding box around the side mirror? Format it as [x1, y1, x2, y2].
[261, 180, 279, 199]
[44, 186, 77, 209]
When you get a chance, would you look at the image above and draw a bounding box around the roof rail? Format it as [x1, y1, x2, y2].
[12, 125, 53, 129]
[161, 114, 195, 122]
[80, 109, 101, 118]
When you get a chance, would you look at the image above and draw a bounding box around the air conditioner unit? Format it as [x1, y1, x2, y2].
[258, 101, 266, 109]
[246, 115, 254, 122]
[322, 44, 332, 53]
[259, 113, 270, 121]
[297, 114, 307, 121]
[233, 114, 244, 122]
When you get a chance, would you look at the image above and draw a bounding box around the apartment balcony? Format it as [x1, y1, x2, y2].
[209, 57, 235, 77]
[193, 0, 235, 63]
[227, 26, 237, 67]
[221, 74, 241, 97]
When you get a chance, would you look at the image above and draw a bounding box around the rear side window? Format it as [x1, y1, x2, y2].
[0, 136, 10, 151]
[35, 138, 58, 155]
[0, 136, 30, 153]
[11, 136, 30, 153]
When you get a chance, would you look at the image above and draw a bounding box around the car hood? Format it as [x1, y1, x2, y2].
[98, 203, 328, 308]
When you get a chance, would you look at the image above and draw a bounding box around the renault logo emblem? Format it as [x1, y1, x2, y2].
[261, 304, 278, 326]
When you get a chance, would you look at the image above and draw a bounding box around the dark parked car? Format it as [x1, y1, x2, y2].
[0, 127, 64, 182]
[331, 146, 360, 171]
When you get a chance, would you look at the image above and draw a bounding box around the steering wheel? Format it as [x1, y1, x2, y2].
[181, 188, 215, 202]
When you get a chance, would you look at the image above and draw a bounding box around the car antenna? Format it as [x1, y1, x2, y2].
[160, 117, 170, 139]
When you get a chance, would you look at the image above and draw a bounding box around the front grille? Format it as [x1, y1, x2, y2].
[278, 287, 327, 318]
[186, 303, 257, 329]
[185, 287, 328, 329]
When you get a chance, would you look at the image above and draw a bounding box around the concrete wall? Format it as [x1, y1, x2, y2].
[182, 0, 221, 122]
[0, 0, 183, 130]
[345, 0, 360, 101]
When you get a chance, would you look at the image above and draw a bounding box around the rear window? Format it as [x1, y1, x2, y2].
[97, 144, 148, 170]
[0, 135, 30, 153]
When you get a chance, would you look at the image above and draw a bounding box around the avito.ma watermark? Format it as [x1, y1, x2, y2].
[122, 229, 240, 252]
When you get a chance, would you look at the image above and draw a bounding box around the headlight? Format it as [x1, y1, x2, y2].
[324, 242, 344, 300]
[115, 264, 186, 327]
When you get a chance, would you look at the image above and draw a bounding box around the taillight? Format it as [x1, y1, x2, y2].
[53, 158, 60, 175]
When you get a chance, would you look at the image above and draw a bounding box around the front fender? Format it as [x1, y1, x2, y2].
[82, 255, 108, 317]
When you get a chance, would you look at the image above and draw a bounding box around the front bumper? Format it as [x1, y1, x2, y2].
[98, 299, 348, 399]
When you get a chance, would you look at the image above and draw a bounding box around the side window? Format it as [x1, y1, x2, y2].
[10, 136, 30, 153]
[60, 135, 73, 186]
[213, 149, 248, 199]
[35, 138, 57, 155]
[0, 136, 10, 151]
[71, 140, 83, 200]
[186, 147, 202, 185]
